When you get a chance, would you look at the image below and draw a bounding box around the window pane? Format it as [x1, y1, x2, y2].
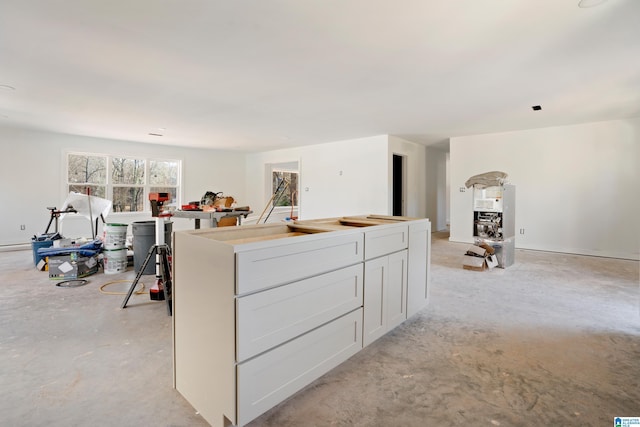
[68, 154, 106, 184]
[112, 158, 145, 185]
[68, 185, 106, 198]
[66, 153, 180, 214]
[150, 186, 178, 207]
[150, 160, 178, 186]
[272, 171, 298, 207]
[112, 187, 145, 212]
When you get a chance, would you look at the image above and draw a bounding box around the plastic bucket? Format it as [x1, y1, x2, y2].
[104, 248, 128, 274]
[132, 221, 172, 275]
[104, 223, 128, 249]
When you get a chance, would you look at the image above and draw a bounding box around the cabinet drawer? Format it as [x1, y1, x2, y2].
[236, 264, 363, 362]
[237, 308, 362, 426]
[364, 224, 408, 260]
[236, 232, 363, 294]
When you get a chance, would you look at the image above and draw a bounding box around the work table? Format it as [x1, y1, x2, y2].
[171, 209, 253, 228]
[172, 215, 431, 427]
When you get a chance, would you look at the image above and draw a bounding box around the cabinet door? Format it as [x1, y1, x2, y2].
[386, 250, 408, 330]
[363, 256, 386, 347]
[407, 221, 430, 318]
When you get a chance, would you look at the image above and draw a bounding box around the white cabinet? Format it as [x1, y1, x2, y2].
[363, 250, 408, 347]
[237, 309, 362, 426]
[363, 255, 386, 345]
[236, 231, 363, 294]
[386, 250, 409, 330]
[360, 220, 410, 347]
[172, 216, 430, 427]
[362, 222, 408, 259]
[236, 264, 363, 362]
[407, 221, 430, 317]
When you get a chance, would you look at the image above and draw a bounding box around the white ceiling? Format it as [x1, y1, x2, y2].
[1, 0, 639, 151]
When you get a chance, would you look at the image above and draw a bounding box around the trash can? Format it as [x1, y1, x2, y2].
[132, 221, 172, 275]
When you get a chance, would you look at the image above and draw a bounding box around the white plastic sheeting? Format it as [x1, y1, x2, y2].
[59, 192, 113, 237]
[465, 171, 508, 189]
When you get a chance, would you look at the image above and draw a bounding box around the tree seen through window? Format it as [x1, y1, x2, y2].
[272, 171, 298, 207]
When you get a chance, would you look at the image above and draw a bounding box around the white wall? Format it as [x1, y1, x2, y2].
[245, 135, 427, 222]
[445, 151, 450, 227]
[0, 126, 246, 247]
[388, 136, 427, 218]
[425, 146, 448, 231]
[450, 118, 640, 260]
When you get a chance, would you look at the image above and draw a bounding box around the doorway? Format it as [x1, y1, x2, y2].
[264, 161, 299, 223]
[392, 154, 405, 216]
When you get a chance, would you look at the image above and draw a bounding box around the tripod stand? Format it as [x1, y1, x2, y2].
[121, 243, 172, 316]
[121, 193, 173, 316]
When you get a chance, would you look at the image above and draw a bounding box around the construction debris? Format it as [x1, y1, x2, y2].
[463, 242, 499, 271]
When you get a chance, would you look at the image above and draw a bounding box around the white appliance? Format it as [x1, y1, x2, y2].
[472, 184, 515, 268]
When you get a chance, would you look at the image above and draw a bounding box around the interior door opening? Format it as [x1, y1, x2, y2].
[392, 154, 405, 216]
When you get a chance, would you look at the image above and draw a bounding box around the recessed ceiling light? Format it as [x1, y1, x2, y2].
[532, 105, 542, 111]
[0, 84, 16, 91]
[148, 133, 163, 137]
[578, 0, 608, 8]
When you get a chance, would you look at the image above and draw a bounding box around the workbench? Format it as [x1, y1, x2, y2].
[171, 210, 253, 229]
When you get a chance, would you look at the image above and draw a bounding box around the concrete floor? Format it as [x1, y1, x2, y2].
[1, 233, 638, 426]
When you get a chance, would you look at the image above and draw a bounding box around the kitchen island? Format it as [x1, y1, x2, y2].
[172, 215, 431, 427]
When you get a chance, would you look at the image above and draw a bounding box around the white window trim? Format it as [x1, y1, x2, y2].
[64, 151, 182, 215]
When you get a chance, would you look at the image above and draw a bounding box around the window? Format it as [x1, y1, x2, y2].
[149, 160, 180, 209]
[272, 170, 298, 207]
[111, 157, 145, 212]
[66, 153, 181, 213]
[67, 153, 107, 198]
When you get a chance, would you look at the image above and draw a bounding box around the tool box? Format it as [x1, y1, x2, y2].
[49, 253, 99, 279]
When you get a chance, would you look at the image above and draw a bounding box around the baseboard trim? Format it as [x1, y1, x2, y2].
[0, 244, 30, 252]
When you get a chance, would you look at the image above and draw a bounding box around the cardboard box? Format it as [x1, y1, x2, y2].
[466, 245, 487, 257]
[478, 243, 496, 255]
[463, 254, 486, 271]
[49, 253, 99, 279]
[217, 217, 238, 227]
[486, 254, 499, 269]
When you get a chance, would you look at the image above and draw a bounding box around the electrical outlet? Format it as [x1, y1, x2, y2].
[20, 224, 26, 230]
[520, 228, 525, 235]
[459, 187, 466, 192]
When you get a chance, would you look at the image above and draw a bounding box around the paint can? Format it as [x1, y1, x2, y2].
[104, 248, 128, 274]
[104, 223, 128, 249]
